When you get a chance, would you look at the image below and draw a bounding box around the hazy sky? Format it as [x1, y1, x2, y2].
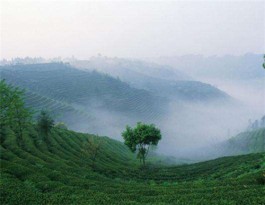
[1, 0, 264, 59]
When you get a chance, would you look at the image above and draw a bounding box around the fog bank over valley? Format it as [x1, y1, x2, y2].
[2, 53, 264, 160]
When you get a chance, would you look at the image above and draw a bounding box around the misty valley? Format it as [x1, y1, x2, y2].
[1, 1, 265, 204]
[1, 54, 264, 204]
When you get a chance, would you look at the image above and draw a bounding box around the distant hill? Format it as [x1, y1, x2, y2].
[23, 90, 92, 128]
[224, 128, 265, 155]
[154, 80, 230, 101]
[0, 62, 233, 139]
[71, 56, 191, 82]
[0, 63, 166, 133]
[181, 127, 265, 161]
[152, 53, 265, 81]
[0, 63, 160, 114]
[71, 57, 230, 101]
[1, 63, 167, 110]
[0, 62, 230, 116]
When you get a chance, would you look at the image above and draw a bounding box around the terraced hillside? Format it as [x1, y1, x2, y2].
[0, 63, 163, 117]
[0, 63, 165, 133]
[24, 90, 92, 125]
[1, 126, 264, 205]
[71, 58, 230, 101]
[0, 62, 234, 139]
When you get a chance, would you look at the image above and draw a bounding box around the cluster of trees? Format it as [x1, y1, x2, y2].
[0, 80, 54, 143]
[0, 56, 79, 66]
[0, 57, 65, 66]
[0, 80, 32, 144]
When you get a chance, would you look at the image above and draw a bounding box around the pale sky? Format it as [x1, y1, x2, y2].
[1, 0, 264, 59]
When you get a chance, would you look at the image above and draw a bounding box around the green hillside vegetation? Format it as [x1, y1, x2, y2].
[167, 80, 230, 101]
[0, 63, 166, 132]
[23, 90, 92, 127]
[0, 62, 233, 136]
[1, 80, 265, 204]
[0, 63, 163, 118]
[1, 125, 265, 204]
[226, 128, 265, 155]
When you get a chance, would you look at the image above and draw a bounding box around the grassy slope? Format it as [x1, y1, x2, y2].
[1, 126, 264, 205]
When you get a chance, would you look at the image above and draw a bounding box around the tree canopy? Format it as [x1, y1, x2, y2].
[122, 122, 162, 165]
[37, 110, 54, 139]
[0, 80, 31, 143]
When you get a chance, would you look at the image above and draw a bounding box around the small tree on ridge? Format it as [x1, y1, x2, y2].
[37, 110, 54, 140]
[82, 136, 104, 169]
[122, 122, 162, 166]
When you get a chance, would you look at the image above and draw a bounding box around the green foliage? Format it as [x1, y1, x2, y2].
[0, 84, 264, 204]
[1, 61, 264, 204]
[0, 124, 264, 204]
[255, 172, 265, 185]
[0, 80, 31, 144]
[82, 137, 105, 169]
[37, 110, 54, 139]
[122, 122, 161, 165]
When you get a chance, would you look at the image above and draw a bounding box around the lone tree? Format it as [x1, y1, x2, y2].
[122, 122, 162, 166]
[37, 110, 54, 140]
[82, 136, 104, 169]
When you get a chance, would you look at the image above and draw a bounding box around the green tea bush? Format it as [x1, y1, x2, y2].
[1, 126, 264, 204]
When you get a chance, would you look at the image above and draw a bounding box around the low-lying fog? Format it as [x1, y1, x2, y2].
[2, 0, 264, 162]
[68, 56, 265, 161]
[83, 95, 263, 160]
